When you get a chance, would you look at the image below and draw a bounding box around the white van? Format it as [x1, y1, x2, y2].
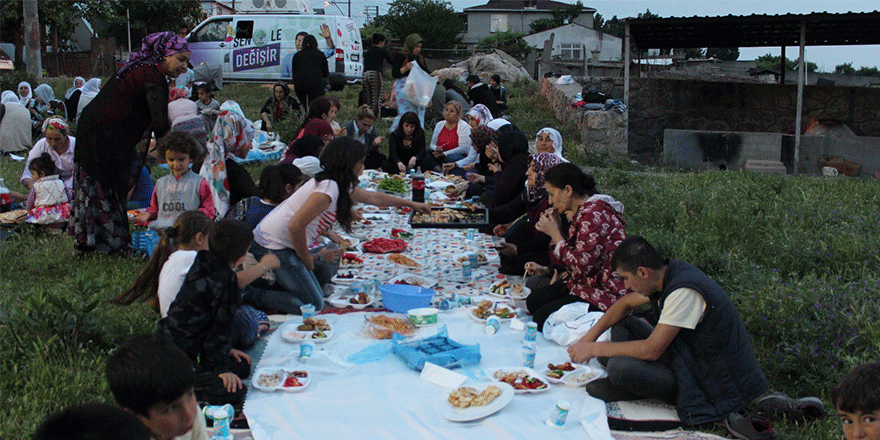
[187, 14, 363, 83]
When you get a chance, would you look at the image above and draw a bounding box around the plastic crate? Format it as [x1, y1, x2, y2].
[131, 229, 160, 256]
[380, 284, 435, 313]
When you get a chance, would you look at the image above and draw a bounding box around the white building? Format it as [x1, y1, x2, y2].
[522, 22, 622, 63]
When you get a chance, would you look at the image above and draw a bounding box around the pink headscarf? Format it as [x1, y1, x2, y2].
[526, 152, 564, 202]
[117, 31, 189, 78]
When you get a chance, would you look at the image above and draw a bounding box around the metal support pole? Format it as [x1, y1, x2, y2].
[624, 22, 631, 157]
[794, 20, 805, 175]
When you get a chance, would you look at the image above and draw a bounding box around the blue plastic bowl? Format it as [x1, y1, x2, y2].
[380, 284, 435, 313]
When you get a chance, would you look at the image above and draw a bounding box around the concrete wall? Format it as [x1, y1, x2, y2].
[663, 130, 783, 171]
[628, 78, 880, 164]
[800, 135, 880, 177]
[539, 77, 627, 157]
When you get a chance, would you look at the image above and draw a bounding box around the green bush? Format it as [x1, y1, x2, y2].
[0, 71, 38, 94]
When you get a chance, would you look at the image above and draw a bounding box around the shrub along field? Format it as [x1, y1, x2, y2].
[1, 76, 876, 439]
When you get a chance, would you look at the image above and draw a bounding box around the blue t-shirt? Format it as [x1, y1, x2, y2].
[245, 198, 277, 230]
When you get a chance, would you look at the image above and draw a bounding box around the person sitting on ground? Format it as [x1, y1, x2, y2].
[569, 235, 770, 439]
[426, 101, 472, 172]
[465, 104, 493, 130]
[259, 82, 300, 133]
[31, 84, 58, 132]
[489, 74, 508, 114]
[462, 125, 496, 198]
[75, 78, 101, 122]
[18, 116, 75, 196]
[481, 127, 529, 208]
[195, 83, 220, 132]
[244, 163, 308, 230]
[175, 64, 195, 96]
[137, 132, 212, 229]
[0, 90, 34, 155]
[25, 152, 72, 225]
[465, 74, 501, 118]
[535, 127, 567, 161]
[524, 163, 628, 328]
[105, 333, 208, 440]
[168, 86, 208, 151]
[33, 403, 152, 440]
[64, 76, 84, 122]
[832, 362, 880, 440]
[442, 79, 471, 114]
[157, 219, 274, 408]
[326, 96, 345, 137]
[386, 111, 428, 174]
[489, 152, 565, 275]
[342, 105, 387, 170]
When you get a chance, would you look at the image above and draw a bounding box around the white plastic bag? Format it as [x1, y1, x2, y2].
[402, 62, 435, 108]
[542, 303, 609, 346]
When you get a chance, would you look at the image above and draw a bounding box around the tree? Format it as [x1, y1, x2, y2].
[756, 53, 818, 73]
[706, 47, 739, 61]
[599, 15, 624, 38]
[529, 1, 584, 33]
[855, 66, 880, 77]
[477, 31, 531, 60]
[834, 63, 855, 75]
[93, 0, 203, 48]
[374, 0, 463, 51]
[682, 48, 705, 59]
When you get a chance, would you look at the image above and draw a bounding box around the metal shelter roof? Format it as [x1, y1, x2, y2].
[625, 11, 880, 49]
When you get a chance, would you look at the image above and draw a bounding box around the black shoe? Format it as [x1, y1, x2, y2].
[720, 411, 775, 440]
[757, 394, 827, 422]
[585, 378, 643, 402]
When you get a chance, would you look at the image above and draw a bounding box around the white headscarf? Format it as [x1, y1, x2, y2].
[17, 81, 32, 105]
[1, 90, 21, 105]
[80, 78, 101, 99]
[33, 84, 55, 111]
[65, 76, 85, 99]
[486, 118, 510, 131]
[536, 127, 566, 161]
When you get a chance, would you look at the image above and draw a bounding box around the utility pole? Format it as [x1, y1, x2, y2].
[364, 6, 379, 21]
[23, 0, 42, 78]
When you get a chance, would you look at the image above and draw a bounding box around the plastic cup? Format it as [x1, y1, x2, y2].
[522, 340, 536, 368]
[485, 315, 501, 335]
[301, 304, 316, 319]
[546, 400, 570, 427]
[299, 340, 314, 361]
[525, 322, 538, 342]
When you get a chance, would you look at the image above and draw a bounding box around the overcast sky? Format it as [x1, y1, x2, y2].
[330, 0, 880, 71]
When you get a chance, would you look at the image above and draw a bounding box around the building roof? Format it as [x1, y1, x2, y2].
[464, 0, 595, 13]
[626, 11, 880, 49]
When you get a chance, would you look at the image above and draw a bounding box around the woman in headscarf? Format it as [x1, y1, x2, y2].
[0, 90, 31, 153]
[488, 152, 565, 274]
[17, 81, 33, 106]
[20, 117, 76, 191]
[65, 77, 84, 122]
[389, 33, 428, 131]
[259, 82, 300, 133]
[75, 78, 102, 122]
[70, 31, 188, 255]
[483, 127, 530, 208]
[197, 101, 259, 218]
[535, 127, 567, 161]
[465, 104, 493, 130]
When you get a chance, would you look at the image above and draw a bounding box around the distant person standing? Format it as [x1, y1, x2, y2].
[489, 74, 508, 114]
[363, 33, 393, 118]
[390, 33, 428, 131]
[291, 35, 329, 108]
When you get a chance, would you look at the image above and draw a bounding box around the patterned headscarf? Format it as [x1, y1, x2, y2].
[536, 127, 565, 160]
[199, 101, 254, 217]
[469, 125, 495, 153]
[42, 117, 69, 135]
[526, 152, 564, 202]
[466, 104, 493, 127]
[117, 31, 189, 78]
[168, 86, 190, 101]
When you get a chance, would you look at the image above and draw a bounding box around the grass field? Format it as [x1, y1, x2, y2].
[1, 76, 876, 439]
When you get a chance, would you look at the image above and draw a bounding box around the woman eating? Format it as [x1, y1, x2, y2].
[524, 163, 629, 329]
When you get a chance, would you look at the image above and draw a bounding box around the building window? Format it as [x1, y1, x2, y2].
[491, 14, 508, 32]
[560, 43, 583, 60]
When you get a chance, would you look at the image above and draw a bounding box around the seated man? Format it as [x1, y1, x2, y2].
[465, 75, 501, 118]
[568, 236, 768, 434]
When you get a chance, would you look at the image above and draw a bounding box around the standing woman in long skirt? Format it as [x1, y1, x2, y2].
[70, 31, 189, 255]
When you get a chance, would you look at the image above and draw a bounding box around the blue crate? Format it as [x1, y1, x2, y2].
[131, 229, 160, 256]
[380, 284, 435, 313]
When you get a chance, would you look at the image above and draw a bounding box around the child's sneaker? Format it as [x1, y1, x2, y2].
[757, 394, 827, 422]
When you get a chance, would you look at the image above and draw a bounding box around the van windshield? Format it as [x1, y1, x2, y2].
[191, 19, 232, 43]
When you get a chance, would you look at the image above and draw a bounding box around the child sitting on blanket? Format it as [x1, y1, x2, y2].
[157, 219, 278, 408]
[832, 362, 880, 440]
[137, 131, 214, 230]
[33, 403, 152, 440]
[106, 334, 208, 440]
[25, 152, 72, 225]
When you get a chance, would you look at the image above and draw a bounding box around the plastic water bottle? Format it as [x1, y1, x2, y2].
[411, 167, 425, 203]
[203, 404, 233, 440]
[0, 178, 11, 212]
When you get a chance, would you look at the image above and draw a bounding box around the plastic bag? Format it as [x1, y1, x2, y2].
[392, 326, 481, 370]
[542, 303, 608, 346]
[402, 62, 435, 108]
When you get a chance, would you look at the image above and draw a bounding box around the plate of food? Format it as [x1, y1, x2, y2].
[363, 238, 408, 253]
[468, 299, 516, 322]
[561, 366, 599, 387]
[280, 318, 333, 343]
[338, 236, 360, 251]
[328, 291, 376, 310]
[487, 280, 529, 300]
[387, 273, 438, 288]
[452, 251, 489, 267]
[440, 382, 515, 422]
[362, 213, 393, 222]
[543, 362, 580, 384]
[364, 313, 415, 339]
[490, 367, 551, 394]
[331, 271, 370, 285]
[377, 176, 409, 195]
[386, 253, 421, 268]
[339, 252, 365, 268]
[279, 369, 311, 392]
[390, 228, 414, 240]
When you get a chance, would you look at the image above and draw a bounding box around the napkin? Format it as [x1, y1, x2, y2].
[578, 395, 614, 440]
[420, 361, 467, 388]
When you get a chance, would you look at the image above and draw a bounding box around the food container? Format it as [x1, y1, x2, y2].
[252, 368, 285, 392]
[407, 307, 439, 327]
[408, 207, 489, 229]
[380, 284, 435, 313]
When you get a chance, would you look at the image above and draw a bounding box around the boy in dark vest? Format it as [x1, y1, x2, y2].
[568, 236, 771, 439]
